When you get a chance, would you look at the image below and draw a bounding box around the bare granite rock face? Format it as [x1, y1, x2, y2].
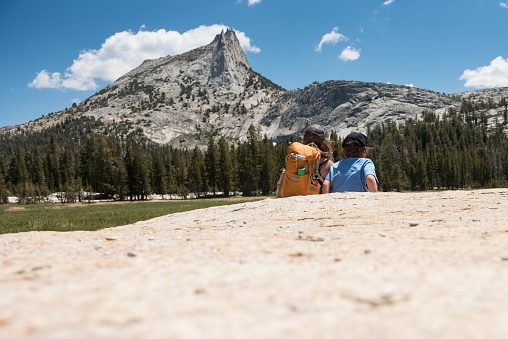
[261, 80, 461, 139]
[210, 29, 250, 84]
[1, 189, 508, 338]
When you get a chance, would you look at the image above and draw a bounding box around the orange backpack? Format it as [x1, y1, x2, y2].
[276, 142, 323, 198]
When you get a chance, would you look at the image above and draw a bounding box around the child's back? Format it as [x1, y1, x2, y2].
[322, 132, 378, 193]
[326, 157, 376, 192]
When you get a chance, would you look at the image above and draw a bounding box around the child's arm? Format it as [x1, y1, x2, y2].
[366, 175, 378, 192]
[322, 179, 331, 193]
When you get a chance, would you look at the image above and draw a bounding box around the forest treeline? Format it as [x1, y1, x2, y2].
[0, 122, 285, 203]
[1, 99, 507, 204]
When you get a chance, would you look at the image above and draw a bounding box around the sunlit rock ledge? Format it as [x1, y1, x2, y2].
[1, 189, 508, 338]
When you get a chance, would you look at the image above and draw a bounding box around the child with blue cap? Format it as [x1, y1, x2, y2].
[322, 132, 378, 193]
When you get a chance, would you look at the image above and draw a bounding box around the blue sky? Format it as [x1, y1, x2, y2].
[1, 0, 508, 128]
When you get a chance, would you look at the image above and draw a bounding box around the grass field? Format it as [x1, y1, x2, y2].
[0, 196, 268, 234]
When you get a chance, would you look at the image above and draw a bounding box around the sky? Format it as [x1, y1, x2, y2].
[1, 0, 508, 128]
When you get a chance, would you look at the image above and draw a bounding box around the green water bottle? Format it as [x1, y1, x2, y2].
[298, 167, 306, 175]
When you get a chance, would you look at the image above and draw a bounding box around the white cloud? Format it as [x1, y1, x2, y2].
[29, 70, 64, 89]
[501, 3, 508, 8]
[70, 98, 81, 104]
[459, 56, 508, 88]
[28, 25, 259, 91]
[315, 27, 348, 52]
[405, 84, 414, 87]
[383, 0, 395, 5]
[234, 30, 261, 53]
[235, 0, 261, 5]
[339, 46, 361, 62]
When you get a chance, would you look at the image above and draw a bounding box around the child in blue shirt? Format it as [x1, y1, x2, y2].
[322, 132, 378, 193]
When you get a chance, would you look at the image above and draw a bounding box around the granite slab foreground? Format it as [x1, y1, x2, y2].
[1, 189, 508, 339]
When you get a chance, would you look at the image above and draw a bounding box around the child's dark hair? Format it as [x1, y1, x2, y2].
[343, 146, 367, 158]
[303, 138, 334, 160]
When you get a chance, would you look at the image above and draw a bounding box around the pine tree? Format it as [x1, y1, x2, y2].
[378, 135, 398, 191]
[125, 142, 151, 200]
[91, 135, 116, 198]
[112, 155, 128, 201]
[7, 150, 29, 191]
[259, 135, 276, 195]
[274, 141, 289, 174]
[59, 149, 75, 187]
[415, 155, 428, 190]
[137, 143, 152, 200]
[329, 130, 338, 142]
[329, 130, 343, 161]
[501, 142, 508, 183]
[0, 180, 7, 204]
[0, 161, 8, 204]
[188, 146, 206, 198]
[243, 125, 261, 195]
[226, 143, 236, 195]
[44, 134, 61, 191]
[151, 148, 168, 195]
[32, 147, 46, 189]
[0, 154, 6, 182]
[163, 147, 177, 198]
[236, 142, 250, 195]
[79, 135, 96, 190]
[390, 126, 408, 191]
[218, 137, 233, 197]
[173, 148, 189, 199]
[18, 181, 37, 204]
[205, 136, 219, 196]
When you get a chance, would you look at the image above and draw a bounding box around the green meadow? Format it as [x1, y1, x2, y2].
[0, 197, 267, 234]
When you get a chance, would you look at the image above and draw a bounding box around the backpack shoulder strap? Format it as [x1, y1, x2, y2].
[314, 153, 331, 184]
[318, 153, 330, 168]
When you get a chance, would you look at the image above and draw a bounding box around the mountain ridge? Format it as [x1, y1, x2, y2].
[2, 29, 507, 145]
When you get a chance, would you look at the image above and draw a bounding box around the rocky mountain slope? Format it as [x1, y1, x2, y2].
[261, 81, 459, 139]
[3, 29, 284, 146]
[261, 82, 508, 139]
[2, 29, 507, 145]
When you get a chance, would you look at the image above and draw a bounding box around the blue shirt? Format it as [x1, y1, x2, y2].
[325, 157, 378, 192]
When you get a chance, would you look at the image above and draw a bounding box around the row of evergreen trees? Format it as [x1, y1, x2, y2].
[0, 125, 286, 203]
[1, 103, 507, 204]
[367, 109, 508, 191]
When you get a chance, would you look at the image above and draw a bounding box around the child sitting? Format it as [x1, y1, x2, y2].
[322, 132, 378, 193]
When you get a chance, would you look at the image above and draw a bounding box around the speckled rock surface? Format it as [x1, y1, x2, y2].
[1, 189, 508, 338]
